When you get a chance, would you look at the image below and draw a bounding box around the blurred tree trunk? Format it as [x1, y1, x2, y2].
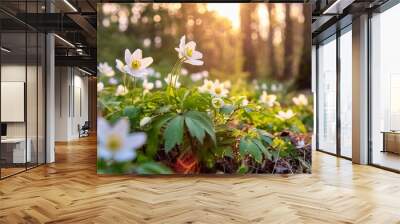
[240, 4, 257, 80]
[282, 5, 293, 81]
[293, 5, 312, 90]
[267, 4, 277, 79]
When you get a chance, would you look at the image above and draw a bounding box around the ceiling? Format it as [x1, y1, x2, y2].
[1, 0, 394, 72]
[0, 0, 97, 74]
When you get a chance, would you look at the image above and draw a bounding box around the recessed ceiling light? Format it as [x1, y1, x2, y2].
[78, 68, 92, 76]
[1, 47, 11, 53]
[54, 34, 75, 48]
[63, 0, 78, 12]
[323, 0, 355, 15]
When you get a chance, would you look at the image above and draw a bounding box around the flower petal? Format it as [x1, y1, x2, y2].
[186, 41, 196, 50]
[185, 59, 204, 66]
[115, 59, 125, 73]
[97, 118, 111, 144]
[124, 49, 131, 65]
[113, 149, 136, 162]
[191, 51, 203, 60]
[132, 49, 142, 60]
[125, 132, 147, 150]
[140, 57, 153, 69]
[179, 35, 186, 50]
[98, 146, 113, 160]
[112, 118, 130, 136]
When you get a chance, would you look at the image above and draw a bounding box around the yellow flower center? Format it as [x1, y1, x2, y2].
[206, 83, 213, 89]
[106, 134, 122, 152]
[215, 87, 222, 95]
[186, 47, 193, 57]
[132, 60, 141, 70]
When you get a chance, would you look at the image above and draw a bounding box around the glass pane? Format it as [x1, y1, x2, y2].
[38, 32, 45, 165]
[27, 30, 38, 169]
[317, 37, 337, 154]
[371, 4, 400, 171]
[1, 30, 27, 177]
[340, 29, 352, 158]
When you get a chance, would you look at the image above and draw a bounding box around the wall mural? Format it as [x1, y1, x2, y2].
[97, 3, 313, 175]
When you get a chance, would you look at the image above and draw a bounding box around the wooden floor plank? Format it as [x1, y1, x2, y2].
[0, 136, 399, 223]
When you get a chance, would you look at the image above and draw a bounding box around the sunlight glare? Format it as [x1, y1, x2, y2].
[206, 3, 240, 29]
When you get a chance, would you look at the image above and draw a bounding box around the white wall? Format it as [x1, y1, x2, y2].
[1, 64, 46, 164]
[55, 67, 89, 141]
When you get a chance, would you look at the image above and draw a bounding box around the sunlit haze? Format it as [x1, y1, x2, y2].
[207, 3, 241, 29]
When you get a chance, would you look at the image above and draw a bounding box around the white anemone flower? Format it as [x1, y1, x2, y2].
[155, 80, 163, 89]
[190, 72, 203, 82]
[211, 97, 224, 109]
[223, 80, 232, 89]
[140, 116, 152, 127]
[259, 91, 277, 107]
[242, 99, 249, 106]
[109, 77, 118, 85]
[292, 94, 308, 106]
[97, 82, 104, 92]
[296, 140, 305, 149]
[142, 79, 154, 94]
[198, 79, 215, 94]
[271, 84, 278, 92]
[181, 68, 189, 76]
[143, 67, 155, 76]
[211, 80, 229, 98]
[115, 84, 128, 96]
[115, 59, 125, 73]
[98, 117, 146, 162]
[164, 73, 181, 88]
[240, 97, 249, 107]
[124, 49, 153, 78]
[175, 35, 204, 66]
[98, 62, 115, 77]
[276, 109, 295, 120]
[261, 83, 268, 90]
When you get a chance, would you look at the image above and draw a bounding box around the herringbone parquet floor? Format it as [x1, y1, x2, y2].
[1, 136, 400, 224]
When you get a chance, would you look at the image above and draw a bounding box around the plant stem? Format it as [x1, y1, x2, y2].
[272, 149, 281, 174]
[131, 77, 136, 104]
[174, 61, 183, 89]
[123, 73, 127, 88]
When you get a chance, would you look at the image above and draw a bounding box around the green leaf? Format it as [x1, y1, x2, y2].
[252, 139, 266, 152]
[185, 116, 206, 144]
[239, 137, 262, 163]
[155, 105, 172, 114]
[146, 113, 175, 157]
[135, 162, 173, 174]
[237, 164, 249, 174]
[123, 106, 140, 118]
[252, 139, 272, 161]
[185, 111, 216, 144]
[212, 146, 233, 158]
[164, 115, 184, 152]
[222, 147, 233, 158]
[220, 105, 235, 115]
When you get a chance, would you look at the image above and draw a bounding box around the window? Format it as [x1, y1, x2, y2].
[0, 1, 46, 179]
[370, 3, 400, 171]
[339, 28, 352, 158]
[317, 36, 337, 154]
